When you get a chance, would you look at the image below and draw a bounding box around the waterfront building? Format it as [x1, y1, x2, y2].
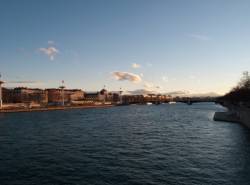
[46, 88, 84, 105]
[84, 91, 100, 102]
[84, 89, 108, 102]
[84, 89, 120, 103]
[121, 94, 172, 104]
[99, 89, 108, 102]
[2, 87, 48, 104]
[122, 95, 144, 104]
[2, 88, 15, 103]
[67, 89, 85, 101]
[2, 87, 84, 106]
[107, 92, 120, 103]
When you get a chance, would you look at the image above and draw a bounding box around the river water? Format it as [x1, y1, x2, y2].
[0, 103, 250, 185]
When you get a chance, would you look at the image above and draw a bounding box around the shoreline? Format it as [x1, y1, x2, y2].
[0, 104, 115, 113]
[214, 102, 250, 128]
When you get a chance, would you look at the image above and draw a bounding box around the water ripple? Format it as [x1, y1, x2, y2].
[0, 103, 250, 185]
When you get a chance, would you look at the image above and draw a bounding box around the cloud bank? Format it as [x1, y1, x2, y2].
[112, 71, 142, 83]
[39, 46, 59, 60]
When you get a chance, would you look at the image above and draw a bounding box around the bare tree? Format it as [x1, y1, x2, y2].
[238, 71, 250, 89]
[221, 71, 250, 102]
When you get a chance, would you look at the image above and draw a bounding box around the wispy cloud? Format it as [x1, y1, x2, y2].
[144, 81, 162, 91]
[112, 71, 142, 83]
[162, 76, 168, 82]
[7, 80, 42, 84]
[39, 46, 59, 60]
[48, 40, 55, 45]
[132, 63, 141, 68]
[188, 34, 211, 41]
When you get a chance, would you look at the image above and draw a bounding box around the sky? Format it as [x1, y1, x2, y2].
[1, 0, 250, 94]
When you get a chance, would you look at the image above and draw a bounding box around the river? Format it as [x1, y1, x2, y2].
[0, 103, 250, 185]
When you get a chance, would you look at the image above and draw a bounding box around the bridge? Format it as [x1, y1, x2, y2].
[173, 97, 218, 105]
[121, 95, 218, 105]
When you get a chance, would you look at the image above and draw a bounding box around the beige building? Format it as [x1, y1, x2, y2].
[46, 88, 84, 105]
[3, 87, 48, 104]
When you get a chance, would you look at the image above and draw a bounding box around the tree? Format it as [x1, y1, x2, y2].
[238, 71, 250, 89]
[221, 71, 250, 102]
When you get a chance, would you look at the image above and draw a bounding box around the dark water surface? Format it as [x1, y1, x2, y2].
[0, 103, 250, 185]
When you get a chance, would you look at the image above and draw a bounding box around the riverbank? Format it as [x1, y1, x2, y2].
[0, 104, 115, 113]
[214, 102, 250, 128]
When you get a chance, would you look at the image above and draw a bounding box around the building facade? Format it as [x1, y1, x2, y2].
[2, 87, 84, 105]
[46, 88, 84, 105]
[84, 89, 120, 103]
[2, 87, 48, 104]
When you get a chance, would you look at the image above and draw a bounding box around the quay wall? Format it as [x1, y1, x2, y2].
[214, 102, 250, 128]
[0, 104, 114, 113]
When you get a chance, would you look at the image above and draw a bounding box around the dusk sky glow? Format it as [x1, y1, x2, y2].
[1, 0, 250, 94]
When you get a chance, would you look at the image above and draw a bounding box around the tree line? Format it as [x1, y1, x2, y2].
[221, 71, 250, 102]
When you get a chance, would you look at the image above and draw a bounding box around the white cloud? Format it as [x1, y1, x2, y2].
[112, 71, 142, 83]
[132, 63, 141, 68]
[140, 73, 144, 77]
[39, 46, 59, 60]
[188, 34, 210, 41]
[48, 40, 55, 45]
[162, 76, 168, 82]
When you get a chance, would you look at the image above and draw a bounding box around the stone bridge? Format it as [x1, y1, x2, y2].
[121, 95, 218, 105]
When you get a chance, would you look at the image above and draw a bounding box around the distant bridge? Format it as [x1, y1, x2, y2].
[121, 95, 219, 105]
[173, 97, 218, 105]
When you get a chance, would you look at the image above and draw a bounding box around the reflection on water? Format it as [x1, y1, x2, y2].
[0, 103, 250, 185]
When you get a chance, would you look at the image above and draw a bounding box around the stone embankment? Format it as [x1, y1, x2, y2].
[0, 104, 114, 113]
[214, 102, 250, 128]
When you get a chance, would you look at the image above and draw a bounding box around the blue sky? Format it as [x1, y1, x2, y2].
[1, 0, 250, 94]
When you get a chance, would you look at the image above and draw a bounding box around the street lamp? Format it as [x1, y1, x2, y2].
[119, 87, 123, 104]
[59, 80, 65, 106]
[0, 74, 4, 109]
[0, 80, 4, 109]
